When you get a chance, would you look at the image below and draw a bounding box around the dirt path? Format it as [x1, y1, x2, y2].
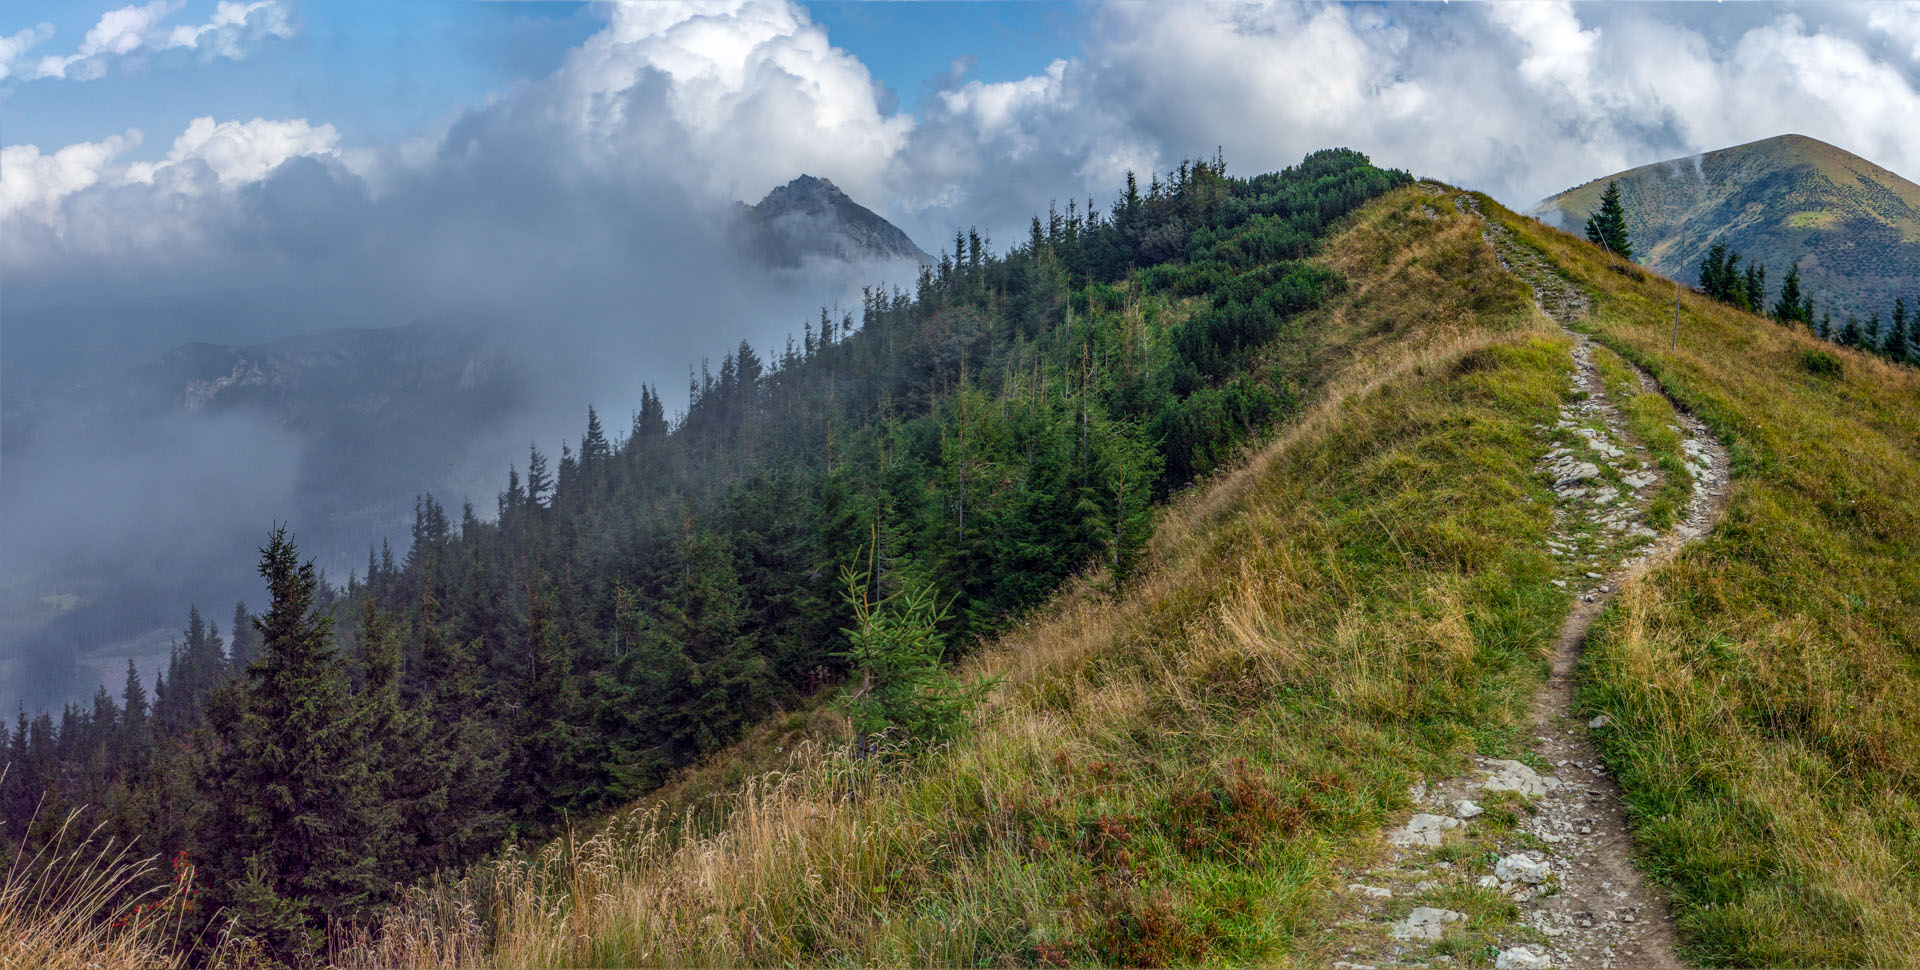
[1325, 192, 1729, 970]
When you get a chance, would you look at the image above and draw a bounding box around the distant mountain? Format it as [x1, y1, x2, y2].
[736, 175, 931, 267]
[1532, 134, 1920, 320]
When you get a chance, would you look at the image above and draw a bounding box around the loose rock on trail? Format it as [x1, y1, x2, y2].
[1325, 190, 1730, 970]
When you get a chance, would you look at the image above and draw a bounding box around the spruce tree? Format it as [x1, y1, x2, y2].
[1885, 298, 1909, 362]
[1584, 180, 1633, 260]
[1744, 262, 1766, 315]
[201, 527, 392, 963]
[1772, 262, 1805, 325]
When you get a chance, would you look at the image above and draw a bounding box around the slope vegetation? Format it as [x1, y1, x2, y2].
[1492, 199, 1920, 966]
[1534, 134, 1920, 320]
[352, 184, 1920, 970]
[348, 184, 1602, 967]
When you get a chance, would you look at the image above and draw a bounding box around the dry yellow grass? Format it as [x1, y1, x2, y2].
[0, 808, 192, 970]
[339, 184, 1581, 969]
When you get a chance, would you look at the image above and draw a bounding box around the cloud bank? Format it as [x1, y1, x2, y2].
[6, 0, 1920, 707]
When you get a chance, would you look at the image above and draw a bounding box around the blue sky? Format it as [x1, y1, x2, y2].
[11, 0, 1920, 300]
[3, 1, 1082, 159]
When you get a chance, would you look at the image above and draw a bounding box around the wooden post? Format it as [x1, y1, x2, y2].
[1673, 280, 1681, 351]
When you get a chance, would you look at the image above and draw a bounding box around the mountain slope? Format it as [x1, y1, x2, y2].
[354, 185, 1920, 970]
[1532, 134, 1920, 320]
[349, 184, 1580, 967]
[736, 174, 932, 266]
[1495, 196, 1920, 967]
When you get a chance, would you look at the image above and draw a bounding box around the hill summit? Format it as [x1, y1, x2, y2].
[1532, 134, 1920, 320]
[736, 174, 932, 267]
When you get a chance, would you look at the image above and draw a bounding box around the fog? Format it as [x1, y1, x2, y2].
[0, 27, 923, 709]
[14, 0, 1920, 709]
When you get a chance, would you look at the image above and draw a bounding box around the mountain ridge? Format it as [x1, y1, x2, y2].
[1531, 133, 1920, 320]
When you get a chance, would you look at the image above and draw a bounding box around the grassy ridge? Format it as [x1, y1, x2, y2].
[1486, 202, 1920, 966]
[347, 186, 1579, 968]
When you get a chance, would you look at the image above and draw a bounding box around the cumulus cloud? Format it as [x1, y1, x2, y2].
[1866, 2, 1920, 61]
[0, 21, 54, 80]
[12, 0, 294, 82]
[13, 0, 1920, 318]
[883, 0, 1920, 236]
[13, 0, 1920, 707]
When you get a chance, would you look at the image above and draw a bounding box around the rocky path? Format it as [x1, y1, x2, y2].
[1325, 193, 1730, 970]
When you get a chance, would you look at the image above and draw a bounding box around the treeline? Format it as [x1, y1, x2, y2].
[0, 149, 1409, 965]
[1697, 240, 1916, 364]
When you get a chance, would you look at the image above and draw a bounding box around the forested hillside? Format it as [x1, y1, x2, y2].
[0, 150, 1409, 965]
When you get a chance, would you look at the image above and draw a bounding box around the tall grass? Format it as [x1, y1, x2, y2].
[1487, 200, 1920, 966]
[342, 186, 1581, 968]
[0, 803, 192, 970]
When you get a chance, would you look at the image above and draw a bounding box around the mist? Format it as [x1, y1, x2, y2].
[0, 27, 925, 709]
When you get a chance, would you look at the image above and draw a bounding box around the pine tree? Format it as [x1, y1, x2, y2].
[1772, 262, 1805, 325]
[525, 444, 551, 509]
[200, 527, 392, 963]
[1840, 316, 1863, 347]
[1745, 262, 1767, 315]
[228, 602, 260, 674]
[116, 659, 150, 776]
[506, 580, 589, 819]
[581, 406, 610, 468]
[1889, 298, 1912, 362]
[1584, 180, 1633, 260]
[1699, 241, 1734, 302]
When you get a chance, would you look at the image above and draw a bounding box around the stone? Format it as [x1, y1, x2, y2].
[1496, 946, 1552, 969]
[1478, 875, 1501, 889]
[1479, 759, 1556, 798]
[1495, 853, 1552, 884]
[1387, 812, 1463, 847]
[1454, 799, 1484, 819]
[1333, 963, 1377, 970]
[1348, 884, 1392, 899]
[1390, 906, 1465, 941]
[1588, 715, 1610, 729]
[1553, 462, 1602, 487]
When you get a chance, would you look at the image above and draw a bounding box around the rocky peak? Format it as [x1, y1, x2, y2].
[737, 175, 931, 268]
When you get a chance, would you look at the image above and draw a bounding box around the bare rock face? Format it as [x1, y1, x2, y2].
[737, 175, 931, 267]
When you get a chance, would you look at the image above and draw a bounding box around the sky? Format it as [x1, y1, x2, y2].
[4, 0, 1920, 707]
[9, 0, 1920, 311]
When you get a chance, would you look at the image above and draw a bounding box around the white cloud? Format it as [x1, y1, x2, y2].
[1867, 1, 1920, 61]
[1, 116, 336, 244]
[19, 0, 294, 82]
[551, 0, 912, 204]
[130, 115, 339, 184]
[0, 21, 54, 80]
[14, 0, 1920, 300]
[0, 130, 142, 227]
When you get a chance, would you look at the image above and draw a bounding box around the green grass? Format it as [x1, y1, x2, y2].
[1589, 342, 1692, 530]
[1489, 200, 1920, 967]
[346, 186, 1585, 969]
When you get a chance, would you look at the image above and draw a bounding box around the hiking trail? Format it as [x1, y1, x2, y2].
[1325, 189, 1730, 970]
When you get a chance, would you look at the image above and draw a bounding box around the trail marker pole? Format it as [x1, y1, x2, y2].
[1673, 280, 1681, 351]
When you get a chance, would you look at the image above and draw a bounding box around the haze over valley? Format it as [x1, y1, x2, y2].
[1, 3, 1918, 968]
